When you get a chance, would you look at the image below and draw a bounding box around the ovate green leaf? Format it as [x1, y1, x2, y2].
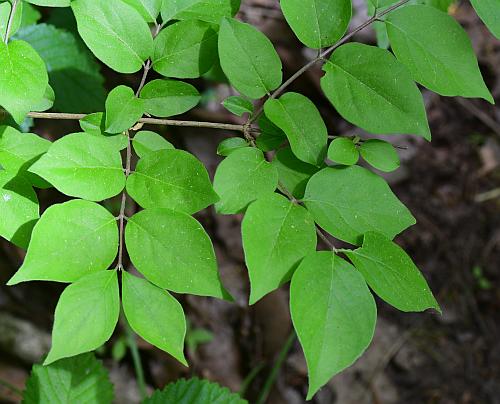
[290, 252, 376, 399]
[217, 137, 249, 156]
[304, 166, 415, 245]
[127, 149, 218, 214]
[140, 79, 200, 118]
[280, 0, 351, 48]
[71, 0, 153, 73]
[218, 17, 282, 99]
[242, 193, 317, 304]
[23, 353, 113, 404]
[0, 40, 48, 123]
[0, 171, 39, 249]
[105, 86, 144, 134]
[359, 139, 400, 172]
[327, 137, 359, 166]
[264, 92, 328, 165]
[45, 270, 120, 365]
[346, 232, 440, 312]
[8, 200, 118, 285]
[126, 209, 230, 299]
[132, 131, 174, 158]
[153, 20, 218, 79]
[29, 133, 126, 201]
[122, 272, 187, 365]
[470, 0, 500, 39]
[321, 43, 431, 140]
[213, 147, 278, 214]
[386, 5, 493, 102]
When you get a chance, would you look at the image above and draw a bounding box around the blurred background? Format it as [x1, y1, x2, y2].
[0, 1, 499, 403]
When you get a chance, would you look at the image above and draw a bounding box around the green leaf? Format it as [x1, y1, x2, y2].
[359, 139, 400, 172]
[304, 166, 415, 245]
[132, 131, 174, 158]
[71, 0, 153, 73]
[280, 0, 351, 48]
[26, 0, 71, 6]
[23, 353, 113, 404]
[16, 24, 106, 113]
[256, 114, 287, 151]
[213, 147, 278, 214]
[218, 17, 282, 99]
[345, 232, 440, 312]
[122, 272, 187, 365]
[105, 86, 144, 134]
[32, 85, 55, 112]
[0, 171, 39, 249]
[29, 133, 126, 201]
[272, 147, 319, 199]
[122, 0, 162, 22]
[44, 270, 120, 365]
[8, 200, 118, 285]
[153, 20, 218, 79]
[264, 92, 328, 165]
[470, 0, 500, 39]
[217, 137, 248, 156]
[126, 208, 230, 299]
[79, 113, 129, 151]
[140, 79, 200, 118]
[386, 5, 493, 102]
[242, 193, 317, 304]
[290, 252, 376, 400]
[0, 1, 23, 41]
[321, 43, 431, 140]
[222, 96, 254, 117]
[145, 378, 247, 404]
[161, 0, 241, 24]
[327, 137, 359, 166]
[20, 3, 42, 27]
[127, 149, 218, 214]
[0, 40, 48, 123]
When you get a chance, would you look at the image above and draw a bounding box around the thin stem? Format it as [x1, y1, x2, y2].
[250, 0, 410, 122]
[116, 132, 132, 270]
[26, 112, 246, 132]
[123, 315, 147, 400]
[316, 227, 337, 252]
[136, 59, 151, 97]
[256, 332, 296, 404]
[4, 0, 20, 44]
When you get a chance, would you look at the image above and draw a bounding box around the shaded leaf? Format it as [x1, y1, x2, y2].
[359, 139, 400, 172]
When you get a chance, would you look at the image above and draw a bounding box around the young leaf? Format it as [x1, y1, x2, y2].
[0, 1, 23, 41]
[218, 17, 282, 99]
[153, 20, 218, 79]
[345, 232, 440, 312]
[29, 133, 126, 201]
[140, 79, 200, 118]
[327, 137, 359, 166]
[217, 137, 249, 156]
[470, 0, 500, 39]
[280, 0, 351, 49]
[161, 0, 241, 24]
[145, 378, 247, 404]
[105, 86, 144, 134]
[359, 139, 400, 172]
[71, 0, 153, 73]
[242, 193, 317, 304]
[213, 147, 278, 214]
[23, 353, 114, 404]
[122, 272, 187, 365]
[0, 40, 48, 123]
[272, 147, 319, 199]
[122, 0, 162, 22]
[127, 149, 219, 214]
[44, 270, 120, 365]
[386, 5, 493, 102]
[79, 113, 128, 151]
[290, 252, 376, 400]
[126, 209, 231, 299]
[304, 166, 415, 245]
[222, 96, 254, 117]
[8, 200, 118, 285]
[0, 171, 39, 249]
[264, 92, 328, 166]
[321, 43, 431, 140]
[132, 131, 175, 158]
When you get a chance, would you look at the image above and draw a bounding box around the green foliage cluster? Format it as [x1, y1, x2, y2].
[0, 0, 498, 400]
